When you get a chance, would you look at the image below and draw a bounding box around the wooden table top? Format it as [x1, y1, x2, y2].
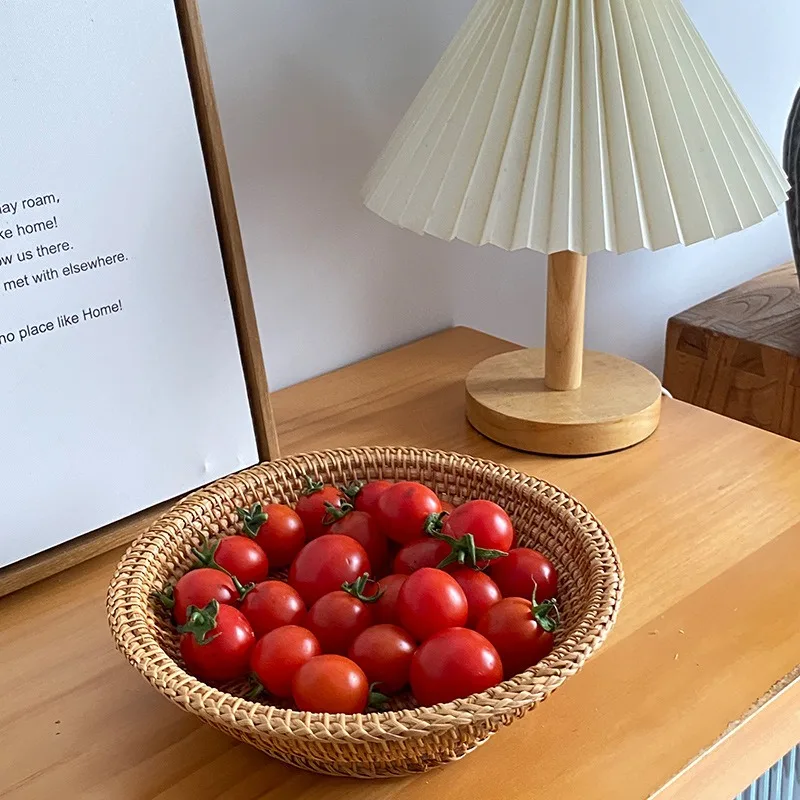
[3, 327, 800, 800]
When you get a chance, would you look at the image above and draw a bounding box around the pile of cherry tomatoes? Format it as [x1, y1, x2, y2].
[158, 476, 559, 713]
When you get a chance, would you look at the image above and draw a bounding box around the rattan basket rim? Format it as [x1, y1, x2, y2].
[107, 446, 623, 743]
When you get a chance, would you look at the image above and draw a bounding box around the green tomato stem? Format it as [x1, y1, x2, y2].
[342, 572, 384, 603]
[322, 500, 353, 525]
[153, 584, 175, 610]
[300, 474, 324, 496]
[177, 599, 221, 645]
[433, 532, 508, 570]
[236, 502, 268, 538]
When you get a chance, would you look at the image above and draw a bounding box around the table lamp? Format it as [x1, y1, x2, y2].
[363, 0, 788, 455]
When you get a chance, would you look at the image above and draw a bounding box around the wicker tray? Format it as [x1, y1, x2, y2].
[107, 447, 623, 778]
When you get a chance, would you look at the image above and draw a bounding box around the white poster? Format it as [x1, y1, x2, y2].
[0, 1, 260, 567]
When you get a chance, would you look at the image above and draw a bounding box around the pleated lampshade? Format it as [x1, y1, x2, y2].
[363, 0, 788, 256]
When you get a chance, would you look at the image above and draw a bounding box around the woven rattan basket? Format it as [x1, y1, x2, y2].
[107, 447, 623, 778]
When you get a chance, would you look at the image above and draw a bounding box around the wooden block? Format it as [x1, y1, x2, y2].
[664, 262, 800, 440]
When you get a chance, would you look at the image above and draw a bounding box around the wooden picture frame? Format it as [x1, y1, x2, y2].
[0, 0, 279, 598]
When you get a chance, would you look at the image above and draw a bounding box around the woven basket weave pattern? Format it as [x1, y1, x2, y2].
[107, 447, 623, 778]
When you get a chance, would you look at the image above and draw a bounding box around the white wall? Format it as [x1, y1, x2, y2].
[200, 0, 800, 388]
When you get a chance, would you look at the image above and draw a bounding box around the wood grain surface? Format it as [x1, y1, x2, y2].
[654, 671, 800, 800]
[3, 327, 800, 800]
[465, 348, 662, 454]
[545, 250, 587, 390]
[664, 262, 800, 440]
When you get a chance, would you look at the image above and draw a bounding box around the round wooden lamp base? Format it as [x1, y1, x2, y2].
[465, 348, 662, 456]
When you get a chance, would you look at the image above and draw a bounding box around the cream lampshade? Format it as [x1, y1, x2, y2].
[363, 0, 789, 455]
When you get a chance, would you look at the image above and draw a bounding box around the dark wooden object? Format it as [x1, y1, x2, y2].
[664, 263, 800, 440]
[785, 86, 800, 279]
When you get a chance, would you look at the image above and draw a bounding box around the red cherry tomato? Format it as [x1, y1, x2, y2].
[249, 625, 321, 698]
[392, 533, 504, 574]
[377, 481, 442, 545]
[450, 567, 502, 627]
[238, 502, 306, 568]
[476, 596, 558, 679]
[373, 573, 407, 625]
[193, 535, 269, 585]
[294, 476, 345, 539]
[410, 627, 503, 706]
[178, 600, 255, 683]
[292, 655, 369, 713]
[397, 568, 468, 641]
[392, 538, 451, 574]
[166, 567, 239, 625]
[324, 505, 389, 575]
[490, 548, 557, 600]
[288, 534, 371, 606]
[440, 500, 455, 514]
[348, 624, 416, 693]
[343, 480, 393, 517]
[306, 577, 378, 654]
[441, 499, 514, 553]
[239, 580, 306, 638]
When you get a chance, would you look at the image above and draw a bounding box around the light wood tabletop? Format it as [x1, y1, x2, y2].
[3, 327, 800, 800]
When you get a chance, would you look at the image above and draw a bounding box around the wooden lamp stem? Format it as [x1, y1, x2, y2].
[465, 246, 661, 455]
[545, 250, 588, 391]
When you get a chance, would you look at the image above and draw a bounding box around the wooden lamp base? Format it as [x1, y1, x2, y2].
[465, 348, 662, 455]
[464, 250, 662, 456]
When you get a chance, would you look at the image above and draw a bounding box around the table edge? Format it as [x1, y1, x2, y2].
[653, 665, 800, 799]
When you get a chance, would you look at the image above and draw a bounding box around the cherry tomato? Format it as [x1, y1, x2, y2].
[410, 627, 503, 706]
[343, 480, 393, 517]
[165, 567, 239, 625]
[295, 475, 345, 539]
[392, 533, 505, 574]
[440, 500, 455, 514]
[324, 505, 389, 575]
[292, 654, 369, 713]
[249, 625, 321, 698]
[476, 596, 558, 679]
[377, 481, 442, 545]
[193, 535, 269, 585]
[441, 499, 514, 553]
[348, 624, 416, 693]
[450, 567, 502, 627]
[306, 576, 378, 654]
[239, 580, 306, 638]
[238, 502, 306, 568]
[288, 534, 371, 606]
[178, 600, 255, 683]
[392, 538, 451, 574]
[373, 573, 407, 625]
[397, 568, 468, 641]
[490, 548, 557, 601]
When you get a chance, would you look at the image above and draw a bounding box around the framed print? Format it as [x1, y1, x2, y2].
[0, 0, 279, 595]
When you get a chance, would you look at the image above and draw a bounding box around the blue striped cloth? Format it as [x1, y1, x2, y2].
[736, 747, 800, 800]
